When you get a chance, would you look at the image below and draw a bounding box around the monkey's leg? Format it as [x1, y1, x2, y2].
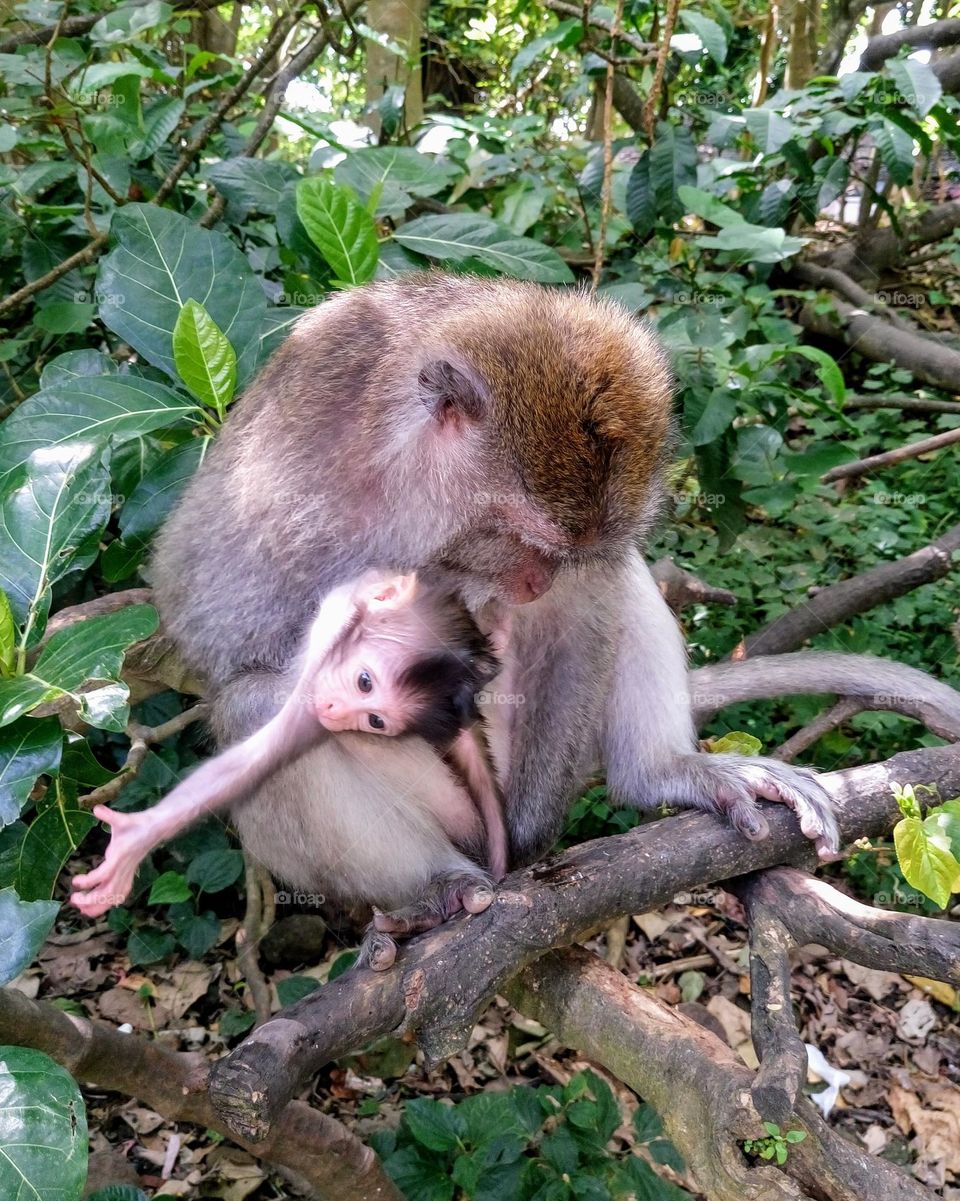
[371, 870, 495, 938]
[602, 552, 839, 855]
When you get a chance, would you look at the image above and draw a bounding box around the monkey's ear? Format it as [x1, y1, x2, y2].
[417, 358, 488, 423]
[364, 572, 418, 611]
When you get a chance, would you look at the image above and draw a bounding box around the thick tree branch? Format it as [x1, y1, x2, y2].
[859, 18, 960, 70]
[206, 743, 960, 1142]
[843, 395, 960, 416]
[0, 0, 224, 53]
[737, 523, 960, 657]
[0, 986, 402, 1201]
[507, 949, 935, 1201]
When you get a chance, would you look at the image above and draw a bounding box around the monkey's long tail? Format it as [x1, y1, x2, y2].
[690, 651, 960, 741]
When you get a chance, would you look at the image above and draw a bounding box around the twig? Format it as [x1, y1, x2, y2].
[642, 0, 680, 139]
[545, 0, 655, 57]
[773, 697, 866, 762]
[844, 395, 960, 416]
[821, 426, 960, 483]
[591, 0, 624, 292]
[81, 707, 209, 808]
[650, 556, 737, 610]
[238, 854, 274, 1026]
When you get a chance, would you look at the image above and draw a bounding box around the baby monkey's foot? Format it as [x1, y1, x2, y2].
[357, 927, 399, 972]
[373, 871, 495, 939]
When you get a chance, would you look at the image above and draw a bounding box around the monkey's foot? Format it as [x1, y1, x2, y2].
[372, 871, 495, 938]
[680, 753, 839, 857]
[357, 927, 399, 972]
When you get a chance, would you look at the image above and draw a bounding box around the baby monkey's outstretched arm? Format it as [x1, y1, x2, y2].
[70, 581, 364, 917]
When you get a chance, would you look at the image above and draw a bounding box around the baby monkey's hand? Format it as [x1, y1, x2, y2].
[70, 805, 153, 918]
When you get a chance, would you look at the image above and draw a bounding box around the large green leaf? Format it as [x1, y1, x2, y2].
[745, 110, 799, 155]
[0, 718, 62, 827]
[97, 204, 266, 386]
[873, 117, 915, 185]
[648, 124, 697, 224]
[0, 605, 158, 729]
[17, 799, 98, 902]
[205, 157, 298, 218]
[334, 147, 458, 220]
[695, 224, 808, 263]
[394, 214, 573, 283]
[172, 300, 237, 417]
[0, 1047, 87, 1200]
[0, 375, 199, 479]
[0, 891, 59, 984]
[295, 177, 380, 286]
[887, 58, 942, 118]
[0, 443, 111, 638]
[119, 437, 207, 547]
[129, 95, 185, 161]
[677, 12, 727, 63]
[895, 816, 960, 909]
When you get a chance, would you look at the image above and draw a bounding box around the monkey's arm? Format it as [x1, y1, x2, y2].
[447, 727, 509, 881]
[70, 683, 326, 918]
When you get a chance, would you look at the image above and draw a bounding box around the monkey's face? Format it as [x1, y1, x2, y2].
[427, 288, 675, 598]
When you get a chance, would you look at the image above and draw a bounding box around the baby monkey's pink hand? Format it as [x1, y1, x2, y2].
[70, 805, 153, 918]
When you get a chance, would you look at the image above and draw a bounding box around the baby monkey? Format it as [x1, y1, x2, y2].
[70, 571, 508, 920]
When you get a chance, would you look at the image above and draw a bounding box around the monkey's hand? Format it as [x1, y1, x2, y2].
[70, 805, 155, 918]
[678, 753, 839, 857]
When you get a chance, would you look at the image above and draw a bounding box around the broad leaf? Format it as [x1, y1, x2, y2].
[173, 300, 237, 416]
[510, 17, 582, 79]
[130, 96, 184, 161]
[695, 224, 808, 263]
[296, 176, 380, 286]
[0, 889, 59, 983]
[0, 443, 111, 637]
[334, 147, 458, 219]
[0, 718, 62, 827]
[0, 375, 199, 479]
[895, 816, 960, 909]
[97, 204, 266, 386]
[0, 605, 158, 729]
[888, 58, 942, 118]
[677, 12, 727, 63]
[119, 437, 207, 547]
[678, 185, 744, 228]
[874, 117, 915, 186]
[648, 124, 697, 223]
[17, 800, 98, 901]
[0, 590, 12, 675]
[205, 157, 298, 218]
[0, 1048, 87, 1200]
[745, 110, 799, 155]
[394, 214, 573, 283]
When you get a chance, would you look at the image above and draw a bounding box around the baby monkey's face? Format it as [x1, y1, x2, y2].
[310, 643, 416, 737]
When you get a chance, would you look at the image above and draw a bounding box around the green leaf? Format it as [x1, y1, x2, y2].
[394, 214, 574, 283]
[173, 300, 237, 417]
[334, 147, 458, 220]
[0, 1047, 87, 1199]
[649, 124, 698, 223]
[127, 925, 177, 965]
[404, 1098, 465, 1152]
[97, 204, 266, 387]
[90, 0, 172, 43]
[709, 731, 764, 756]
[17, 800, 97, 901]
[119, 438, 207, 547]
[219, 1006, 256, 1038]
[0, 443, 111, 637]
[385, 1146, 455, 1201]
[510, 17, 582, 79]
[0, 718, 62, 826]
[887, 58, 942, 118]
[295, 177, 379, 286]
[678, 185, 744, 228]
[677, 12, 727, 63]
[873, 118, 915, 186]
[695, 224, 808, 264]
[791, 345, 846, 405]
[0, 606, 158, 729]
[172, 909, 220, 959]
[130, 96, 184, 161]
[745, 110, 799, 155]
[88, 1187, 149, 1201]
[0, 590, 13, 675]
[276, 975, 321, 1006]
[0, 375, 199, 480]
[184, 848, 244, 893]
[39, 349, 118, 390]
[148, 871, 192, 904]
[894, 816, 960, 909]
[0, 889, 59, 983]
[625, 153, 654, 237]
[205, 157, 299, 218]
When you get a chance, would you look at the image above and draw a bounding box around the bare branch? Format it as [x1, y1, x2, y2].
[821, 426, 960, 483]
[773, 698, 866, 762]
[651, 556, 737, 610]
[737, 523, 960, 657]
[844, 395, 960, 416]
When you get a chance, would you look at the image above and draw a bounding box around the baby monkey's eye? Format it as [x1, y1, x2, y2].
[368, 714, 385, 730]
[357, 670, 372, 693]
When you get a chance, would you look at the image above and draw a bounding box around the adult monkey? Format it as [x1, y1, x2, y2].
[152, 274, 836, 941]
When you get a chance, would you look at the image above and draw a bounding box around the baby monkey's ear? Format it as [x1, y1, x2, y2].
[360, 572, 419, 610]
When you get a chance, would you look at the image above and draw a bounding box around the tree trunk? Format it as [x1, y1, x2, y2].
[365, 0, 426, 138]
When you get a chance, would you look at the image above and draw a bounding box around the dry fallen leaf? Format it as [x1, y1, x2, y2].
[706, 996, 758, 1068]
[904, 975, 960, 1010]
